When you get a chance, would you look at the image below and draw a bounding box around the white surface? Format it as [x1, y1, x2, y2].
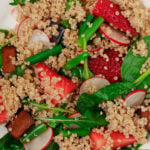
[0, 123, 8, 138]
[0, 0, 150, 149]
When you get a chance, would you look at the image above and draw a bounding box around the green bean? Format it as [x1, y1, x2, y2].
[0, 48, 3, 68]
[64, 52, 90, 70]
[0, 29, 9, 35]
[79, 14, 94, 36]
[22, 123, 47, 143]
[26, 44, 62, 66]
[9, 44, 62, 78]
[82, 39, 94, 80]
[77, 17, 104, 48]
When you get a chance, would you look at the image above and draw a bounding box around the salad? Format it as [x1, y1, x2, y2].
[0, 0, 150, 149]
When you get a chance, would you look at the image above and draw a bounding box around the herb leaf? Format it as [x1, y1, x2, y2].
[36, 113, 108, 129]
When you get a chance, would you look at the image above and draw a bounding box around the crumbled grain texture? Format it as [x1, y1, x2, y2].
[99, 98, 147, 144]
[133, 40, 148, 57]
[54, 134, 91, 150]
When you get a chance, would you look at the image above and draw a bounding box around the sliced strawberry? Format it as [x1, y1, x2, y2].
[92, 0, 138, 36]
[90, 132, 107, 150]
[0, 100, 8, 123]
[35, 63, 77, 105]
[90, 131, 136, 150]
[88, 50, 122, 83]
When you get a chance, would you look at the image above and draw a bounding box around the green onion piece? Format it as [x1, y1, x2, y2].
[60, 20, 71, 29]
[64, 52, 90, 70]
[0, 29, 9, 35]
[0, 48, 3, 68]
[22, 123, 47, 143]
[77, 17, 104, 48]
[79, 14, 94, 36]
[26, 44, 62, 66]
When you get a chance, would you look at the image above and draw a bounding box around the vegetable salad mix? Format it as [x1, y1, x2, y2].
[0, 0, 150, 149]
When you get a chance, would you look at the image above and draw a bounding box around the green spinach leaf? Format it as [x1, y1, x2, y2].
[0, 133, 24, 150]
[76, 81, 134, 115]
[121, 36, 150, 82]
[45, 140, 59, 150]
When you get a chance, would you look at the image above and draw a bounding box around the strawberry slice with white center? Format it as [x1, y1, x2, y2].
[90, 131, 136, 150]
[35, 63, 77, 106]
[99, 23, 130, 46]
[92, 0, 138, 36]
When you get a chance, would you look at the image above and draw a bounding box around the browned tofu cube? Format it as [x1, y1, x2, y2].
[6, 110, 34, 138]
[140, 110, 150, 132]
[2, 46, 16, 73]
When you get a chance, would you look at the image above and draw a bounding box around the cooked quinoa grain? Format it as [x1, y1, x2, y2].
[0, 0, 150, 149]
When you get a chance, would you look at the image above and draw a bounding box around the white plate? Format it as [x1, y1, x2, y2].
[0, 0, 150, 149]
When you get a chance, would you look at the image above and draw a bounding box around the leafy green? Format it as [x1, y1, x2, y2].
[0, 29, 9, 35]
[61, 128, 91, 138]
[121, 48, 147, 82]
[45, 140, 59, 150]
[121, 36, 150, 83]
[36, 113, 108, 129]
[22, 100, 74, 114]
[76, 81, 134, 115]
[58, 68, 71, 79]
[0, 133, 24, 150]
[66, 0, 83, 11]
[60, 20, 71, 29]
[10, 0, 26, 5]
[71, 66, 84, 81]
[10, 0, 39, 5]
[120, 144, 142, 150]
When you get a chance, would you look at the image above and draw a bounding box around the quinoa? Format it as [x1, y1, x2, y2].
[0, 0, 150, 149]
[133, 40, 148, 57]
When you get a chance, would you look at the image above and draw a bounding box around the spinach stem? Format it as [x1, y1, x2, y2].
[134, 68, 150, 85]
[83, 39, 94, 80]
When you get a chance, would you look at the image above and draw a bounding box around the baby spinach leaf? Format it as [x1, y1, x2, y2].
[121, 36, 150, 82]
[121, 49, 147, 82]
[76, 81, 134, 115]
